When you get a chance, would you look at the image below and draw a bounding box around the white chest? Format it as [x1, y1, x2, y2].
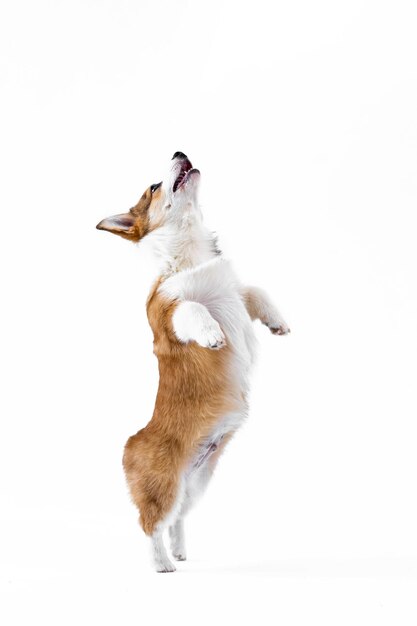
[160, 257, 258, 384]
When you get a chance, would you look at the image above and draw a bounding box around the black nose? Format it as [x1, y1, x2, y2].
[172, 151, 187, 160]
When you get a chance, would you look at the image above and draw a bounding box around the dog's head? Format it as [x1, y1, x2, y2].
[96, 152, 201, 242]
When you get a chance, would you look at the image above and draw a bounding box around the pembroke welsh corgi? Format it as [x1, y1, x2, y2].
[97, 151, 290, 572]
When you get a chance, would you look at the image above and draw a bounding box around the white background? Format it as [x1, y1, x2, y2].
[1, 0, 417, 624]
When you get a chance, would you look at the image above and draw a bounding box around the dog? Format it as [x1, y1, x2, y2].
[96, 151, 290, 572]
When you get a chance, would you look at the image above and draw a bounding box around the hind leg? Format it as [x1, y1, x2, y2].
[150, 476, 186, 571]
[168, 464, 211, 562]
[150, 473, 187, 571]
[123, 431, 185, 573]
[151, 529, 176, 573]
[168, 435, 233, 561]
[168, 463, 212, 562]
[169, 518, 186, 561]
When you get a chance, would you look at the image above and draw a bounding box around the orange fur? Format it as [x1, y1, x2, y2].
[96, 185, 163, 241]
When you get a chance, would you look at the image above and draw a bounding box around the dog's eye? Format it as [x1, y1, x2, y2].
[150, 182, 162, 194]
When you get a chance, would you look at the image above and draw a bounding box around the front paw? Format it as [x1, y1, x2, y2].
[267, 320, 291, 336]
[196, 320, 226, 350]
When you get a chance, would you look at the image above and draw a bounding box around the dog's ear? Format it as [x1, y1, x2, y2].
[96, 212, 138, 240]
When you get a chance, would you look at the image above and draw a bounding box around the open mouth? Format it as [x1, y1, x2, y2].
[173, 158, 200, 192]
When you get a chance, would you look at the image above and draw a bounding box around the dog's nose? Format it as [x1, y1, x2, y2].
[172, 151, 187, 160]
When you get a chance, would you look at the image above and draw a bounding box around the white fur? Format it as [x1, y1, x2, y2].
[151, 531, 176, 573]
[241, 285, 290, 334]
[172, 301, 226, 349]
[169, 518, 186, 561]
[142, 154, 217, 274]
[150, 476, 186, 572]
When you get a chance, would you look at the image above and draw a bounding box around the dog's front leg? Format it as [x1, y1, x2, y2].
[241, 286, 290, 335]
[172, 301, 226, 349]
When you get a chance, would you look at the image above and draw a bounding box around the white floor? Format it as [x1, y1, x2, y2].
[2, 508, 416, 626]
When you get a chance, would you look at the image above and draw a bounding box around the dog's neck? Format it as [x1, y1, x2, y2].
[144, 218, 220, 276]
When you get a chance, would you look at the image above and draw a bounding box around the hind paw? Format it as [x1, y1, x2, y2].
[155, 558, 176, 573]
